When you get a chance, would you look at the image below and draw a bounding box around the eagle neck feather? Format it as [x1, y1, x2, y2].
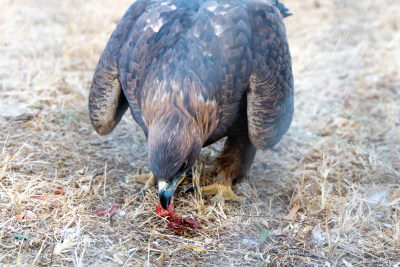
[141, 72, 219, 143]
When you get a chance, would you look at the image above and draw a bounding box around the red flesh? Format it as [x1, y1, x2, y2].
[156, 204, 202, 235]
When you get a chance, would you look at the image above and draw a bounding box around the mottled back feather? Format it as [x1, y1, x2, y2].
[89, 0, 293, 150]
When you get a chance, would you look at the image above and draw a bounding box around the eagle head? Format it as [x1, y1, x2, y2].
[148, 114, 202, 209]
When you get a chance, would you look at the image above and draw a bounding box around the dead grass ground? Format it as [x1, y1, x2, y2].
[1, 0, 399, 266]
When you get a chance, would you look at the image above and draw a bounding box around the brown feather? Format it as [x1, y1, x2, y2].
[247, 3, 294, 150]
[89, 65, 128, 135]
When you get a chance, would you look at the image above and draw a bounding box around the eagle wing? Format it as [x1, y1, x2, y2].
[88, 1, 148, 135]
[247, 2, 294, 149]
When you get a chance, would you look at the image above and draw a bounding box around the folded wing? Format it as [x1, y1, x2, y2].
[247, 3, 294, 149]
[88, 1, 148, 135]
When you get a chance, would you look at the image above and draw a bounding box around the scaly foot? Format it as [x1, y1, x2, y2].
[199, 184, 246, 203]
[132, 172, 156, 197]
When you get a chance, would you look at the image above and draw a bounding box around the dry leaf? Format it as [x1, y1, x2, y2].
[158, 250, 165, 267]
[109, 204, 120, 216]
[54, 186, 65, 195]
[183, 245, 205, 252]
[25, 211, 37, 221]
[286, 204, 300, 220]
[93, 208, 108, 217]
[93, 203, 121, 217]
[311, 224, 325, 245]
[16, 212, 26, 221]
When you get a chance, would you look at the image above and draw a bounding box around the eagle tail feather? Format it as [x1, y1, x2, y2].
[272, 0, 292, 18]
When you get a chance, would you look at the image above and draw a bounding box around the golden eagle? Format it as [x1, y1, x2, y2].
[89, 0, 293, 209]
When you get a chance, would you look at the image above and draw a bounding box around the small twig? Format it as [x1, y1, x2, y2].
[158, 250, 165, 267]
[49, 242, 55, 267]
[110, 212, 117, 227]
[31, 236, 48, 266]
[146, 228, 155, 267]
[1, 132, 10, 154]
[291, 253, 327, 261]
[328, 239, 340, 260]
[278, 234, 296, 247]
[231, 214, 314, 226]
[131, 225, 150, 238]
[89, 165, 115, 192]
[335, 236, 354, 263]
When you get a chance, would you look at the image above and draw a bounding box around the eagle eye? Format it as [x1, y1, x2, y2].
[179, 160, 188, 172]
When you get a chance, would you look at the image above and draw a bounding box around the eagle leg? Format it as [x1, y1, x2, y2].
[133, 173, 156, 197]
[200, 112, 257, 204]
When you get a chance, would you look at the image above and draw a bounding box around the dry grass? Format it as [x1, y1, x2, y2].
[1, 0, 400, 265]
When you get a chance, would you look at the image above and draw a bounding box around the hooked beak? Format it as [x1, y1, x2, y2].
[158, 174, 185, 209]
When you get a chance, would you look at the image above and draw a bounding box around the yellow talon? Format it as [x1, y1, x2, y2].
[131, 172, 156, 197]
[133, 173, 154, 184]
[200, 184, 244, 203]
